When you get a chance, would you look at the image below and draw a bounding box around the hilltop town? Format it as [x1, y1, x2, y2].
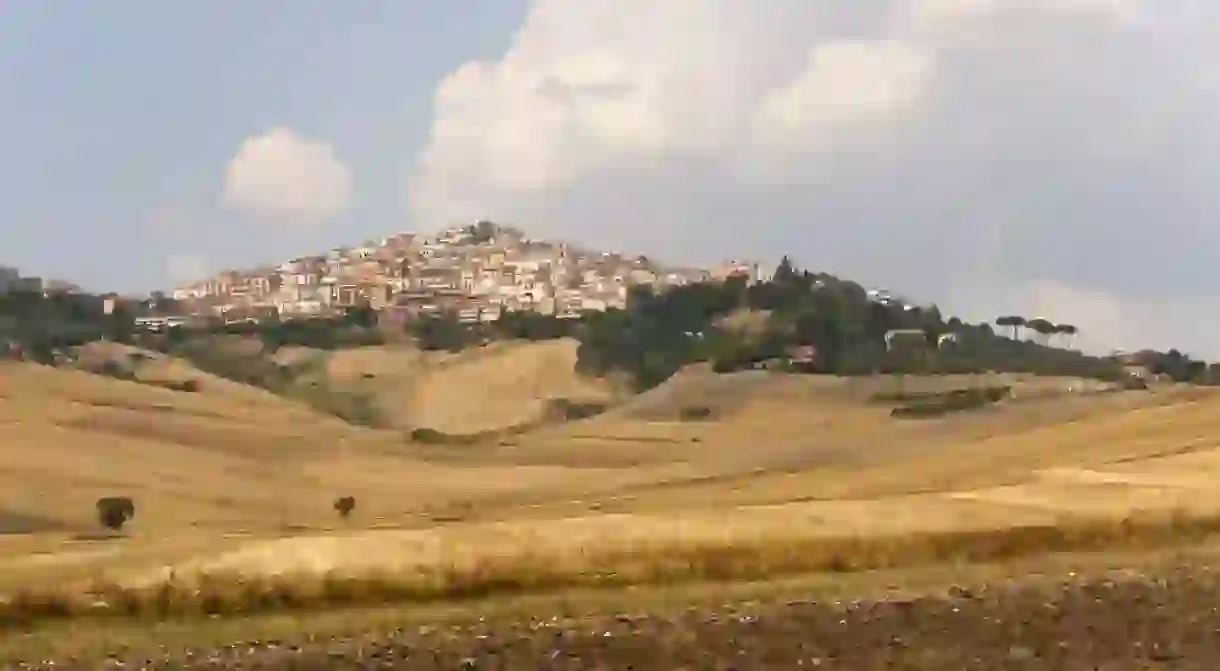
[164, 221, 762, 325]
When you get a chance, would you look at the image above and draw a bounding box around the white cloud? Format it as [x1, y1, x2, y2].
[899, 0, 1141, 31]
[407, 0, 1220, 357]
[223, 127, 352, 222]
[749, 39, 933, 152]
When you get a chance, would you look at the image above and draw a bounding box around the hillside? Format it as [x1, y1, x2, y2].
[8, 234, 1220, 658]
[8, 337, 1220, 642]
[0, 358, 649, 536]
[0, 360, 384, 533]
[405, 339, 623, 435]
[56, 379, 1220, 590]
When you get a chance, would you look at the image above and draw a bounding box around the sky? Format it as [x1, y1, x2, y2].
[2, 0, 1220, 357]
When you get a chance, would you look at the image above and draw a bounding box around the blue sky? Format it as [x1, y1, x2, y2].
[0, 1, 526, 292]
[4, 1, 1220, 356]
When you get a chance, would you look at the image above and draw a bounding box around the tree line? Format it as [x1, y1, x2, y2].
[2, 257, 1215, 393]
[567, 258, 1115, 390]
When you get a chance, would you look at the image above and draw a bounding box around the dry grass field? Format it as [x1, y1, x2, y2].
[404, 339, 622, 435]
[321, 339, 624, 434]
[4, 345, 1220, 653]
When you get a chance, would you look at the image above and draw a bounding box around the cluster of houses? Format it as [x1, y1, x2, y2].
[164, 222, 764, 326]
[0, 235, 925, 341]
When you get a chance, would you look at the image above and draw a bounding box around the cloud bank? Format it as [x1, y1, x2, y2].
[405, 0, 1220, 357]
[223, 127, 352, 223]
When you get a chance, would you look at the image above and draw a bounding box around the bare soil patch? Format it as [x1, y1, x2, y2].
[11, 561, 1220, 669]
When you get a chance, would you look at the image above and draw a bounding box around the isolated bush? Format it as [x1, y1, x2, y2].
[547, 398, 607, 421]
[889, 385, 1011, 419]
[869, 389, 942, 404]
[566, 402, 607, 420]
[158, 379, 200, 393]
[890, 404, 951, 419]
[95, 496, 135, 531]
[333, 496, 356, 519]
[410, 427, 448, 444]
[678, 405, 714, 421]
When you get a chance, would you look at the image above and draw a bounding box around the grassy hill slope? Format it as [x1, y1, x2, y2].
[5, 353, 1220, 617]
[0, 358, 655, 537]
[406, 339, 623, 435]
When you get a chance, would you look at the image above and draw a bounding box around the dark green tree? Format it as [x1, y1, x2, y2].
[1025, 318, 1056, 346]
[468, 220, 497, 244]
[334, 496, 356, 519]
[772, 256, 798, 284]
[995, 315, 1026, 340]
[1054, 323, 1078, 349]
[95, 496, 135, 531]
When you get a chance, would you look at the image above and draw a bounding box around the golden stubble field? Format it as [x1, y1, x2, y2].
[3, 343, 1220, 605]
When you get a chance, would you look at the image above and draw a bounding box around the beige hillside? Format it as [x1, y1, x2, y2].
[8, 349, 1220, 611]
[97, 381, 1220, 592]
[0, 359, 645, 539]
[405, 339, 625, 435]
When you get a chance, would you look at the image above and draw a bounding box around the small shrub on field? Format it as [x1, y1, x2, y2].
[94, 496, 135, 531]
[891, 404, 951, 418]
[428, 512, 467, 523]
[890, 386, 1011, 419]
[152, 378, 200, 392]
[678, 405, 714, 421]
[410, 427, 447, 444]
[410, 427, 477, 444]
[176, 378, 201, 392]
[873, 385, 1011, 405]
[334, 495, 356, 519]
[547, 398, 607, 421]
[869, 389, 942, 404]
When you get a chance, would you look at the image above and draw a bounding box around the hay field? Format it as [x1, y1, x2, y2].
[405, 339, 622, 434]
[0, 358, 665, 588]
[4, 353, 1220, 614]
[324, 339, 624, 434]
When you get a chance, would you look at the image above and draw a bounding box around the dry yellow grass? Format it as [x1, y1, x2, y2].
[404, 339, 622, 435]
[0, 359, 652, 538]
[319, 339, 622, 434]
[13, 539, 1220, 665]
[5, 507, 1220, 632]
[6, 353, 1220, 632]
